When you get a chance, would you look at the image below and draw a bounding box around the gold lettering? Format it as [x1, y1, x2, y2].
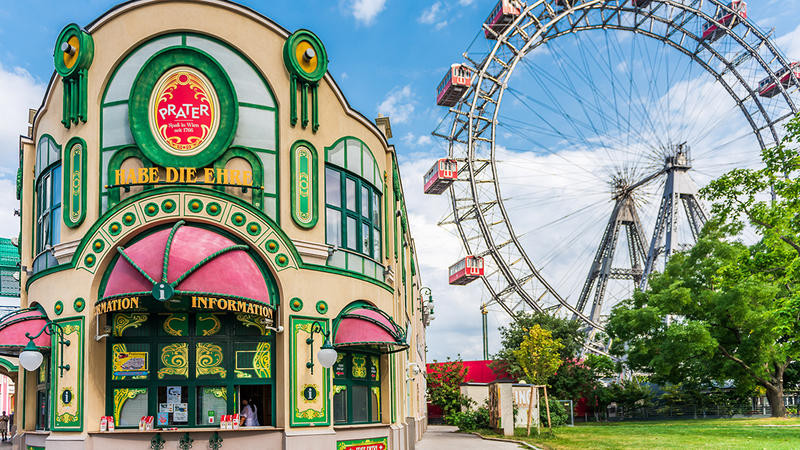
[216, 168, 228, 185]
[200, 297, 208, 309]
[204, 168, 215, 184]
[246, 303, 255, 314]
[192, 296, 198, 308]
[217, 298, 228, 310]
[186, 168, 197, 183]
[230, 170, 241, 185]
[126, 169, 136, 184]
[131, 297, 139, 309]
[166, 167, 179, 183]
[137, 168, 148, 184]
[209, 298, 217, 311]
[114, 169, 125, 185]
[121, 298, 130, 309]
[149, 167, 160, 183]
[242, 171, 253, 186]
[237, 300, 247, 313]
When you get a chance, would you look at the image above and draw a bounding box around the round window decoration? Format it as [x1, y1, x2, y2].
[129, 48, 237, 168]
[149, 67, 220, 157]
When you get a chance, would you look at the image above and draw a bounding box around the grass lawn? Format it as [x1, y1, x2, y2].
[476, 417, 800, 449]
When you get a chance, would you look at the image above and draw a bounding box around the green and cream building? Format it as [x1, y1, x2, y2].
[7, 1, 430, 449]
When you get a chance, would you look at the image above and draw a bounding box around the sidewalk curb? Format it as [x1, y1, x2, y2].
[469, 432, 542, 450]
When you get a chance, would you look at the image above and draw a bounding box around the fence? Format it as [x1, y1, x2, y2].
[600, 404, 772, 422]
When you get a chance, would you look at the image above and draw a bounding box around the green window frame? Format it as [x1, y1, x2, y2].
[325, 165, 381, 259]
[333, 352, 381, 425]
[106, 311, 275, 429]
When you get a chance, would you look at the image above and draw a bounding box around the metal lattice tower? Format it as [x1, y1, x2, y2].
[640, 145, 708, 290]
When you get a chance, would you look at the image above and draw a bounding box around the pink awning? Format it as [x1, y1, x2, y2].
[100, 221, 273, 312]
[0, 308, 51, 356]
[333, 306, 407, 353]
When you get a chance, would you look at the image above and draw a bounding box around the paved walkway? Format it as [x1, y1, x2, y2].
[417, 425, 526, 449]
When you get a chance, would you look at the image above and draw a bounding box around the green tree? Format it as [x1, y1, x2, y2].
[608, 114, 800, 417]
[426, 356, 473, 420]
[513, 324, 563, 385]
[491, 312, 582, 380]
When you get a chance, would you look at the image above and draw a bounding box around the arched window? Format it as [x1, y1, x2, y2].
[325, 138, 383, 279]
[33, 135, 61, 273]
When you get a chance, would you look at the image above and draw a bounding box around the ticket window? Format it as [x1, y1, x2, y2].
[237, 385, 270, 427]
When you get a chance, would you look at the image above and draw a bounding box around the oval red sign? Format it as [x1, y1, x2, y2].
[149, 67, 220, 156]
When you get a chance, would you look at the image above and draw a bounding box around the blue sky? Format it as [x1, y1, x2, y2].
[1, 0, 800, 362]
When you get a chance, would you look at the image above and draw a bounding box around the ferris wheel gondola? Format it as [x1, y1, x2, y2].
[429, 0, 800, 343]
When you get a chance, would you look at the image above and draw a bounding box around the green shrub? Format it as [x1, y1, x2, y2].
[540, 398, 568, 426]
[447, 406, 491, 432]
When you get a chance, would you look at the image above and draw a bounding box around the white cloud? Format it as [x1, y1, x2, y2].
[349, 0, 387, 25]
[776, 23, 800, 60]
[377, 85, 415, 124]
[458, 0, 475, 5]
[418, 2, 442, 25]
[0, 64, 44, 239]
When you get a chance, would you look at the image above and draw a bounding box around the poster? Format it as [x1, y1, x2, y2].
[158, 403, 174, 413]
[157, 412, 169, 427]
[173, 403, 188, 422]
[113, 351, 148, 376]
[166, 386, 182, 404]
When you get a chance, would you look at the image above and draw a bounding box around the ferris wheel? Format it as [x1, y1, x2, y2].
[427, 0, 800, 347]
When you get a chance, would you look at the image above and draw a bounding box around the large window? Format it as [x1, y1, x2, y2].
[333, 352, 381, 425]
[325, 138, 383, 280]
[107, 311, 274, 428]
[33, 136, 62, 273]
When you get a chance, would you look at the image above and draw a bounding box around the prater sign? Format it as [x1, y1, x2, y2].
[149, 66, 219, 156]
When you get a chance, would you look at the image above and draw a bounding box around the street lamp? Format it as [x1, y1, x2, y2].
[20, 321, 71, 377]
[306, 321, 337, 375]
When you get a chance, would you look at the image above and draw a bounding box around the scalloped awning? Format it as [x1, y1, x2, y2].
[333, 305, 407, 353]
[98, 221, 275, 319]
[0, 307, 51, 356]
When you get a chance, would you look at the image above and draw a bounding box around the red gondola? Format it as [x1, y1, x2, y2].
[484, 0, 522, 39]
[758, 63, 800, 98]
[436, 64, 473, 107]
[701, 1, 747, 43]
[424, 158, 458, 195]
[448, 256, 484, 285]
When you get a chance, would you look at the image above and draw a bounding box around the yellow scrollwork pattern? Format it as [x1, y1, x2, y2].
[371, 356, 380, 381]
[113, 313, 148, 337]
[197, 313, 222, 336]
[158, 343, 188, 379]
[352, 355, 367, 378]
[196, 342, 226, 378]
[113, 388, 147, 426]
[162, 313, 188, 336]
[236, 313, 267, 335]
[253, 342, 271, 378]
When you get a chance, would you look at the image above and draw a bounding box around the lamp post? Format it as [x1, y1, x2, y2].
[306, 321, 337, 375]
[19, 321, 71, 377]
[420, 287, 434, 325]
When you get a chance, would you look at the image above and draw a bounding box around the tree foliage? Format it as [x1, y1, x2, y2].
[491, 312, 583, 380]
[608, 114, 800, 417]
[513, 324, 563, 385]
[426, 356, 473, 420]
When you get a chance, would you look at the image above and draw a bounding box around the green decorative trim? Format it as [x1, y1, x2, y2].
[0, 358, 17, 373]
[290, 140, 319, 229]
[107, 146, 154, 206]
[122, 212, 136, 226]
[84, 254, 96, 267]
[209, 432, 223, 450]
[54, 301, 64, 315]
[188, 199, 204, 213]
[206, 201, 222, 216]
[246, 222, 261, 236]
[265, 239, 279, 253]
[315, 301, 328, 315]
[275, 253, 289, 267]
[108, 222, 122, 235]
[144, 202, 159, 216]
[62, 136, 87, 228]
[92, 239, 105, 252]
[51, 317, 84, 431]
[161, 199, 177, 213]
[73, 297, 85, 312]
[231, 212, 246, 226]
[289, 316, 330, 427]
[54, 24, 93, 127]
[129, 47, 238, 168]
[304, 263, 394, 294]
[283, 29, 328, 83]
[54, 24, 93, 77]
[151, 433, 165, 450]
[290, 297, 303, 312]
